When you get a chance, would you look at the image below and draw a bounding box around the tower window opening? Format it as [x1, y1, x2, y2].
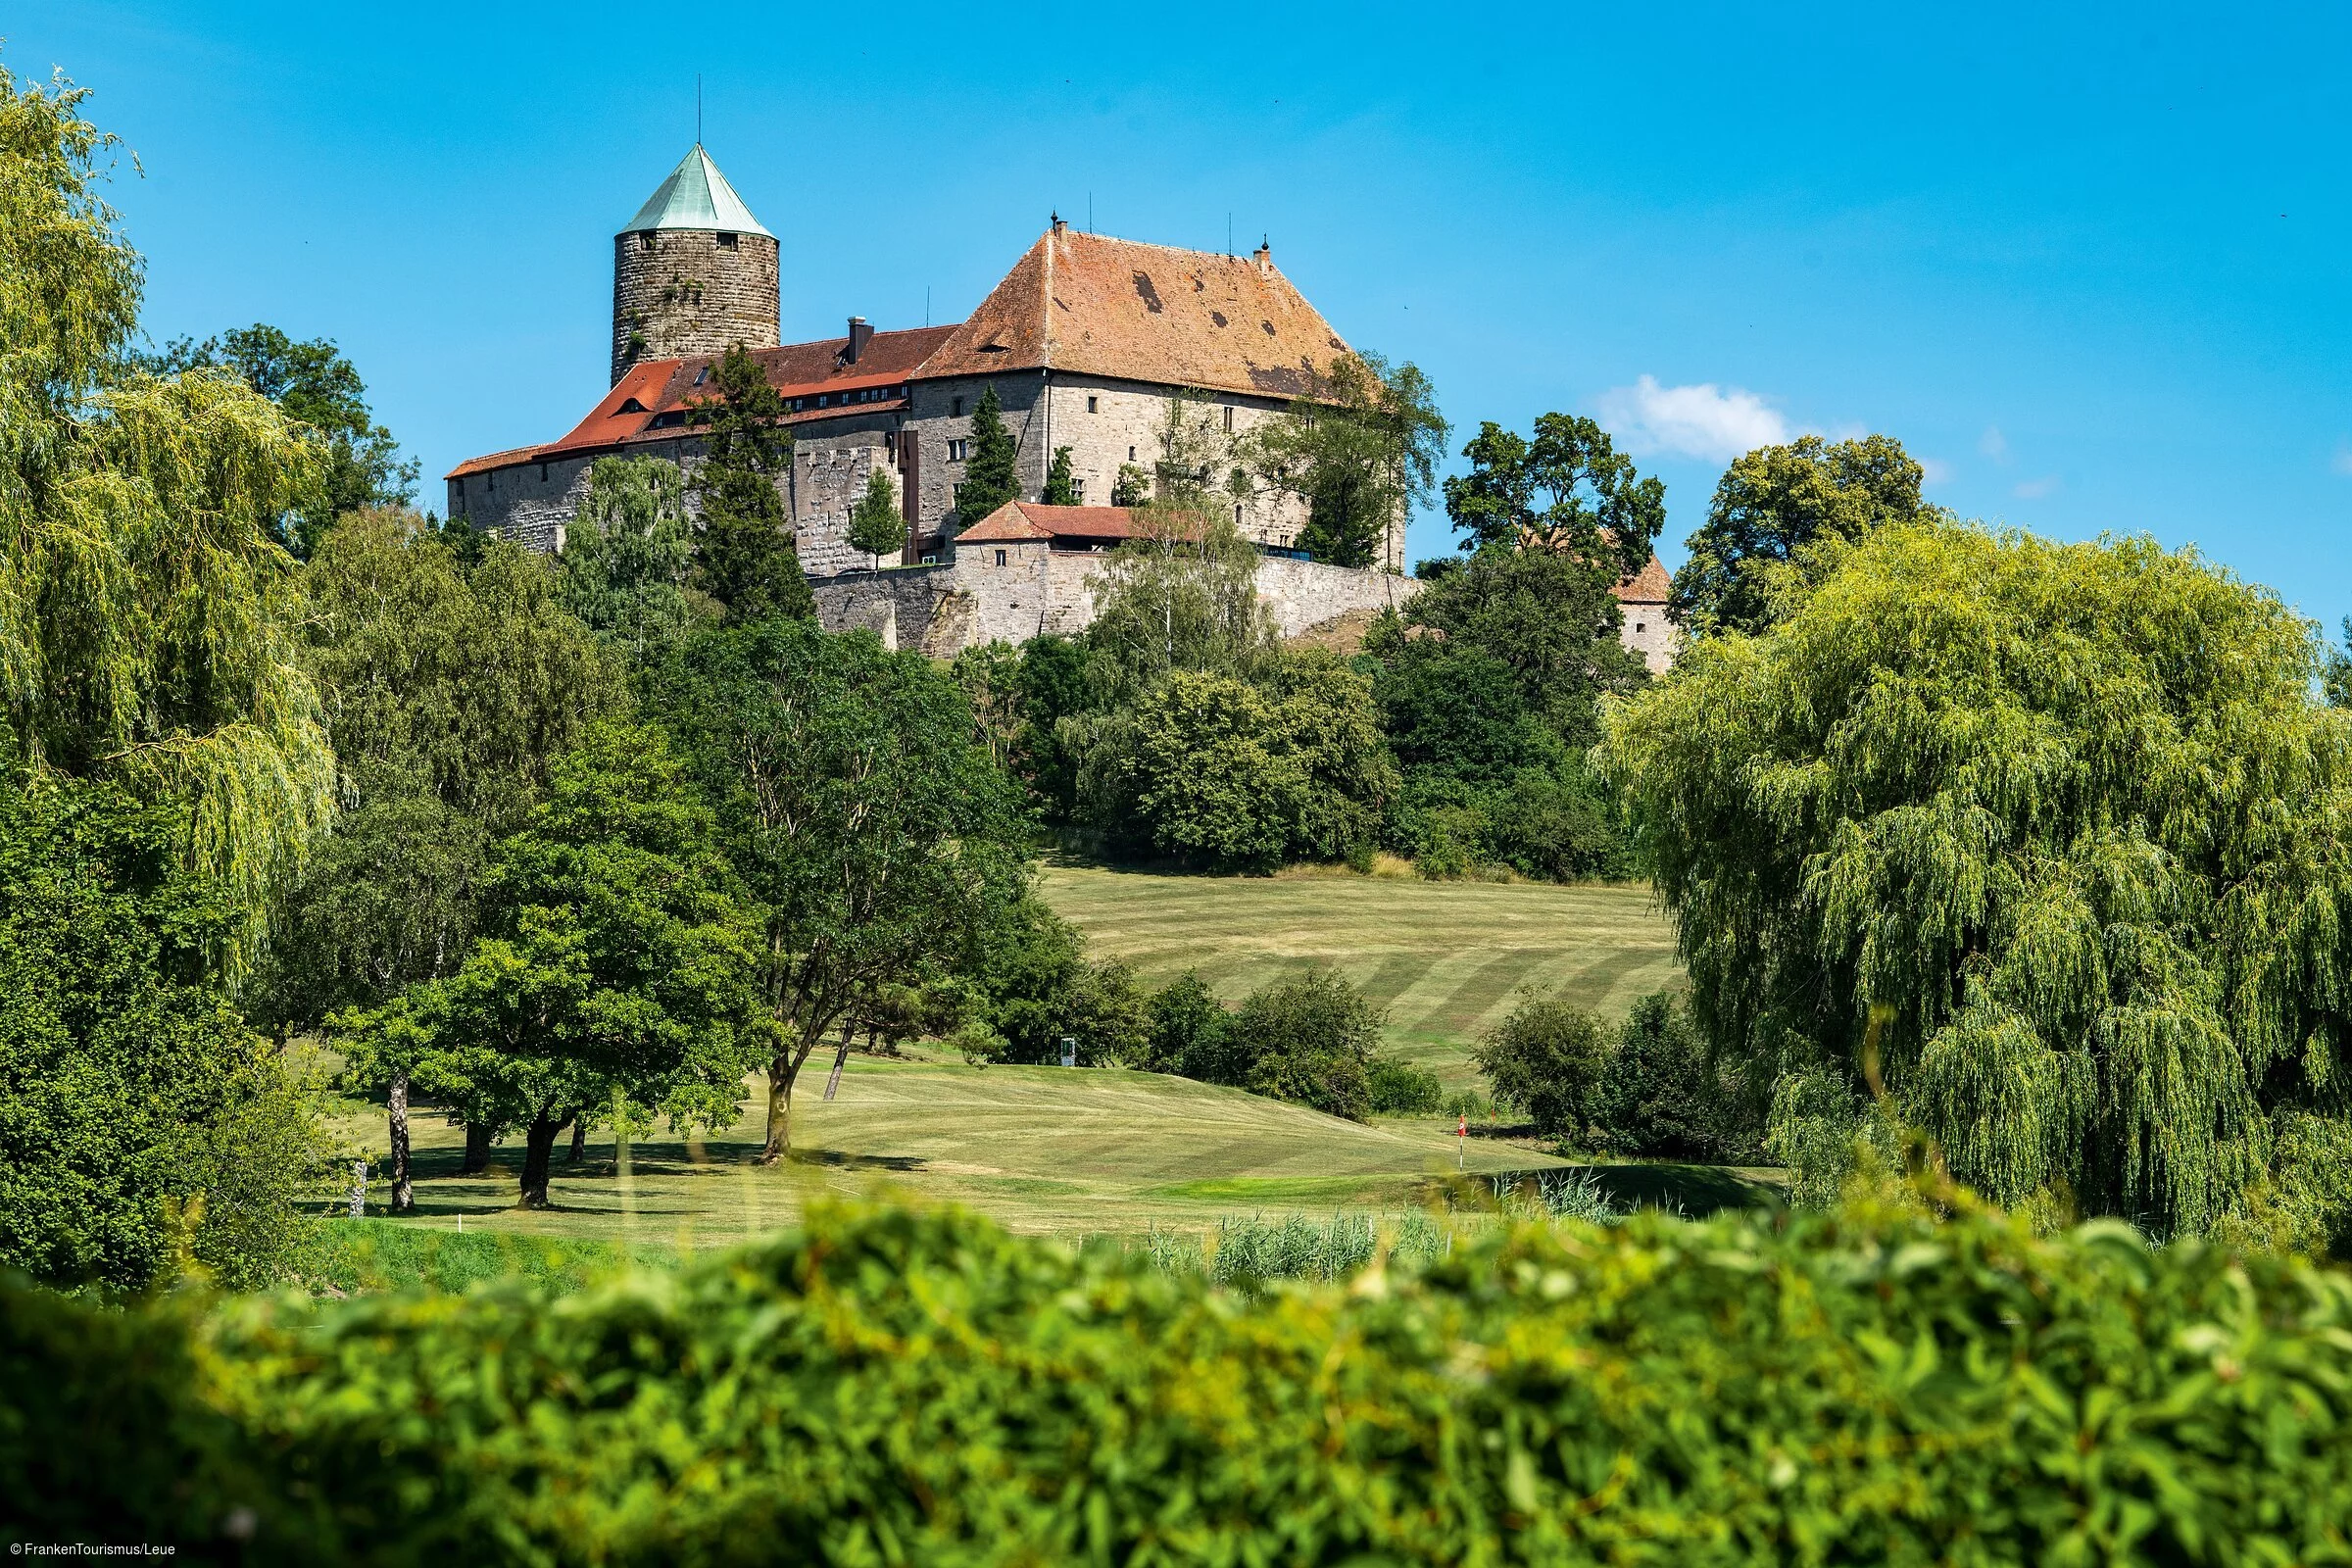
[637, 231, 656, 252]
[716, 232, 738, 250]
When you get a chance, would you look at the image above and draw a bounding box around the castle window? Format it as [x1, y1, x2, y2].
[995, 549, 1007, 566]
[1073, 477, 1086, 500]
[538, 462, 549, 482]
[716, 232, 738, 249]
[637, 231, 656, 252]
[948, 438, 969, 462]
[1086, 395, 1099, 413]
[952, 396, 963, 416]
[1636, 622, 1646, 633]
[1128, 446, 1136, 461]
[1223, 405, 1235, 431]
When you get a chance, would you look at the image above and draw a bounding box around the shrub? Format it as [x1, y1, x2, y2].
[1226, 968, 1386, 1120]
[10, 1198, 2352, 1560]
[1591, 991, 1762, 1161]
[1142, 970, 1230, 1078]
[1367, 1055, 1444, 1114]
[1471, 989, 1613, 1139]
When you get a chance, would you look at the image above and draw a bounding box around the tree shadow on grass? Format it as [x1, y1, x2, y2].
[1477, 1162, 1784, 1218]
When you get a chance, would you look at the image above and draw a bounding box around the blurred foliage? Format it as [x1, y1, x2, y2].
[10, 1196, 2352, 1560]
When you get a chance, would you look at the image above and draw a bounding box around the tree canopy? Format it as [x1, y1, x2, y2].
[657, 616, 1031, 1160]
[1, 64, 333, 969]
[138, 324, 417, 557]
[338, 721, 762, 1206]
[1245, 352, 1446, 570]
[0, 776, 319, 1290]
[562, 456, 701, 666]
[1604, 520, 2352, 1236]
[1669, 433, 1931, 639]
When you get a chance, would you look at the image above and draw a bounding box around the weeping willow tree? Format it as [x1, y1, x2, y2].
[0, 65, 333, 968]
[1603, 520, 2352, 1237]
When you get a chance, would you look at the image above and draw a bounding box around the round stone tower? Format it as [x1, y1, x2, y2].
[611, 145, 780, 384]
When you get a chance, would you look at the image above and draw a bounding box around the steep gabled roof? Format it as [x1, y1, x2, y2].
[621, 145, 772, 238]
[915, 227, 1351, 400]
[1614, 555, 1672, 604]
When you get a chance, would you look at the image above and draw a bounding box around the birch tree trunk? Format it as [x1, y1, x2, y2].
[386, 1070, 414, 1212]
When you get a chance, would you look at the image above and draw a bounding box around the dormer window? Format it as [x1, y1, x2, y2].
[716, 232, 739, 250]
[694, 367, 708, 386]
[617, 397, 649, 414]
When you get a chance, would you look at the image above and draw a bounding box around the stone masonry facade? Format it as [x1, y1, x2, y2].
[611, 228, 781, 385]
[810, 553, 1423, 659]
[450, 158, 1674, 672]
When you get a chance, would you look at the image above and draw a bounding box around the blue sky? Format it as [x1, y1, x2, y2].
[23, 3, 2352, 630]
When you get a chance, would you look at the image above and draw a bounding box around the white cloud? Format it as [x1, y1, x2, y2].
[2013, 474, 2061, 500]
[2332, 440, 2352, 476]
[1979, 425, 2009, 462]
[1919, 457, 1956, 485]
[1595, 375, 1791, 463]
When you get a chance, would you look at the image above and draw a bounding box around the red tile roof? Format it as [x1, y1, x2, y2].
[446, 444, 544, 479]
[916, 227, 1350, 400]
[956, 502, 1197, 544]
[1614, 555, 1672, 604]
[445, 325, 957, 478]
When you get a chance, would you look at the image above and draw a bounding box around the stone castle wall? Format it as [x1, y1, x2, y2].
[812, 549, 1421, 657]
[611, 229, 780, 384]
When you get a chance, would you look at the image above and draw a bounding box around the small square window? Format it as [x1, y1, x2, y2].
[995, 549, 1007, 566]
[1636, 622, 1646, 634]
[716, 232, 738, 249]
[948, 438, 969, 462]
[637, 231, 656, 252]
[1086, 395, 1099, 413]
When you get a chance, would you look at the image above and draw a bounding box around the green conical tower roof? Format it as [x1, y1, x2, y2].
[619, 145, 772, 238]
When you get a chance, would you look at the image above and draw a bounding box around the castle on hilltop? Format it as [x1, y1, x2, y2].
[446, 145, 1674, 667]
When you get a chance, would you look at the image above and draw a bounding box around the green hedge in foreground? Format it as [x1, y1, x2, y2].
[5, 1198, 2351, 1564]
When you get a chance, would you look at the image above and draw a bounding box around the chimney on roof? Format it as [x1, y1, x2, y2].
[1253, 237, 1271, 275]
[1051, 211, 1066, 237]
[846, 316, 873, 364]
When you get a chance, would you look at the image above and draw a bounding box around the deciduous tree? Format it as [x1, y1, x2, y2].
[1604, 521, 2352, 1235]
[138, 323, 417, 557]
[339, 722, 762, 1207]
[658, 617, 1030, 1162]
[1245, 352, 1446, 570]
[1, 64, 333, 971]
[1669, 433, 1930, 639]
[563, 456, 700, 665]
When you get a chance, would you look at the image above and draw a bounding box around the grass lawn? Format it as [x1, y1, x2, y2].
[1038, 864, 1684, 1087]
[326, 1060, 1574, 1254]
[317, 871, 1743, 1283]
